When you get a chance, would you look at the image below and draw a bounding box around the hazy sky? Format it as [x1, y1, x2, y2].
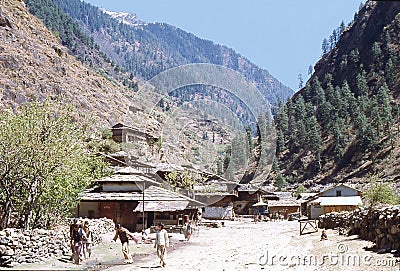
[84, 0, 363, 90]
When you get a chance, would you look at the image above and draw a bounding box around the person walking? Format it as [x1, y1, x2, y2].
[184, 221, 192, 241]
[69, 218, 78, 261]
[82, 221, 93, 259]
[154, 223, 169, 268]
[113, 224, 135, 264]
[71, 223, 85, 265]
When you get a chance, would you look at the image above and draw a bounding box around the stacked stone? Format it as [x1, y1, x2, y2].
[0, 228, 70, 266]
[0, 217, 115, 267]
[319, 206, 400, 251]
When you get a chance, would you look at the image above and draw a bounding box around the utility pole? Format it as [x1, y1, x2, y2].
[142, 181, 145, 233]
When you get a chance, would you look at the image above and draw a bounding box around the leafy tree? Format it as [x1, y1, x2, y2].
[294, 184, 307, 197]
[365, 182, 400, 207]
[165, 170, 197, 190]
[0, 102, 107, 229]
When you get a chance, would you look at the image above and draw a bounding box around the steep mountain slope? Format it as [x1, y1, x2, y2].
[272, 1, 400, 190]
[0, 0, 136, 126]
[46, 0, 293, 105]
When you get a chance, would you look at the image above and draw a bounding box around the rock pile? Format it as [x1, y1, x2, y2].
[0, 217, 115, 267]
[319, 205, 400, 251]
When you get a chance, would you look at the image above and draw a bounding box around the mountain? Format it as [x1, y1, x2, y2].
[0, 0, 137, 126]
[272, 1, 400, 190]
[33, 0, 293, 105]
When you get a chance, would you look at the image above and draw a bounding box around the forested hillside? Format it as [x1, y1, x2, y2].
[271, 1, 400, 190]
[26, 0, 293, 105]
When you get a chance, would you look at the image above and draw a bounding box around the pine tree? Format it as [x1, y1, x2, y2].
[376, 83, 393, 135]
[322, 38, 329, 55]
[298, 73, 304, 89]
[306, 115, 322, 159]
[277, 130, 285, 154]
[356, 69, 369, 96]
[313, 77, 325, 107]
[332, 118, 347, 161]
[308, 65, 313, 76]
[340, 21, 346, 34]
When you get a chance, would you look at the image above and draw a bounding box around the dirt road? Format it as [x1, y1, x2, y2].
[106, 219, 399, 271]
[8, 219, 398, 271]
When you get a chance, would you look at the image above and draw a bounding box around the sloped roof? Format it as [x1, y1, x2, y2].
[318, 196, 362, 206]
[317, 184, 362, 196]
[268, 199, 300, 207]
[134, 200, 188, 212]
[95, 172, 160, 186]
[80, 185, 204, 210]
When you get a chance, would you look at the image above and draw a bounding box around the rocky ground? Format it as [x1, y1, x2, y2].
[2, 219, 399, 271]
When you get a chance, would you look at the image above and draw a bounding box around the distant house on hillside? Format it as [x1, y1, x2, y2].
[301, 184, 362, 219]
[111, 123, 158, 145]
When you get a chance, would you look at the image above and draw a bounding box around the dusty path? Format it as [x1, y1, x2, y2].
[107, 219, 399, 271]
[6, 219, 398, 271]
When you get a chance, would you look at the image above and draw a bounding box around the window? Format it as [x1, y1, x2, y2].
[336, 190, 342, 196]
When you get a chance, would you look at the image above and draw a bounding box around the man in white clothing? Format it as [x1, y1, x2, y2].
[154, 223, 169, 267]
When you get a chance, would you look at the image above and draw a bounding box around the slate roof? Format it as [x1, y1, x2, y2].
[80, 185, 204, 211]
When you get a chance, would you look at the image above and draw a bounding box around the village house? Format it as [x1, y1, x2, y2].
[77, 167, 203, 231]
[301, 184, 363, 219]
[194, 178, 239, 220]
[111, 123, 158, 145]
[267, 192, 300, 219]
[234, 184, 278, 215]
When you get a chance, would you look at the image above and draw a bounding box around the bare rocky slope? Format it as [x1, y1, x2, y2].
[0, 0, 137, 127]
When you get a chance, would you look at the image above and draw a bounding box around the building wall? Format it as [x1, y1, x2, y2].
[203, 206, 233, 220]
[195, 195, 235, 207]
[79, 202, 100, 218]
[310, 204, 324, 219]
[233, 201, 256, 215]
[269, 206, 300, 219]
[322, 186, 359, 197]
[237, 191, 260, 202]
[103, 183, 141, 192]
[79, 201, 139, 231]
[323, 205, 359, 214]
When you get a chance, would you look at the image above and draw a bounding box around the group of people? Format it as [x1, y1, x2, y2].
[113, 222, 169, 267]
[69, 219, 176, 268]
[69, 219, 93, 265]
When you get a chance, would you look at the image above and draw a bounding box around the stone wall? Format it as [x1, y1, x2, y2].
[0, 217, 115, 267]
[319, 206, 400, 251]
